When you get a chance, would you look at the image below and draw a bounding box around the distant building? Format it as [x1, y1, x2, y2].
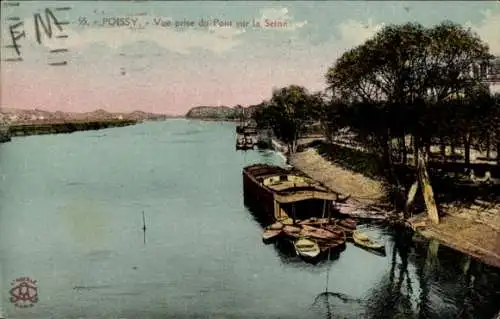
[476, 56, 500, 93]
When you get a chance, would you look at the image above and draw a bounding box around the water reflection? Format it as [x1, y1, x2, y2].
[311, 249, 364, 319]
[246, 200, 500, 318]
[2, 121, 499, 318]
[364, 226, 500, 319]
[270, 238, 346, 268]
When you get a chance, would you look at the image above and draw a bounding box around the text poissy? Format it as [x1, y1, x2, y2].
[101, 17, 138, 27]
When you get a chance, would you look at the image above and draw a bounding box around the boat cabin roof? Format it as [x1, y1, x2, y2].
[244, 164, 289, 176]
[243, 164, 338, 201]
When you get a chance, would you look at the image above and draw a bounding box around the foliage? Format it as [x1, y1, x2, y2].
[324, 21, 498, 170]
[252, 85, 320, 153]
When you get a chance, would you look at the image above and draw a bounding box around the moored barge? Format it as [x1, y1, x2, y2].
[243, 164, 339, 223]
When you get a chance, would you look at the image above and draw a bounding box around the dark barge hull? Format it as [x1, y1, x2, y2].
[243, 164, 338, 224]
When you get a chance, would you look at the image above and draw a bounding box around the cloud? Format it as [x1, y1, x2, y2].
[332, 9, 500, 56]
[467, 9, 500, 55]
[335, 18, 385, 51]
[255, 7, 308, 31]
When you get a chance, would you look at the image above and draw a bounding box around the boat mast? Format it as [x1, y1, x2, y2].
[322, 199, 326, 219]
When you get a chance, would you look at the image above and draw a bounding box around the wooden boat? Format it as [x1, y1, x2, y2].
[321, 238, 346, 252]
[331, 223, 354, 234]
[281, 225, 302, 239]
[298, 217, 339, 226]
[263, 229, 282, 242]
[338, 218, 357, 229]
[267, 222, 284, 230]
[293, 237, 321, 259]
[352, 230, 385, 254]
[278, 217, 294, 225]
[300, 225, 337, 241]
[283, 225, 301, 234]
[322, 225, 346, 239]
[243, 164, 337, 222]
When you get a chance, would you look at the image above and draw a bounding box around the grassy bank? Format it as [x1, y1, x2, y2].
[8, 119, 138, 137]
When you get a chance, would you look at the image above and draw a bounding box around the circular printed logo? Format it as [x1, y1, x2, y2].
[9, 277, 38, 308]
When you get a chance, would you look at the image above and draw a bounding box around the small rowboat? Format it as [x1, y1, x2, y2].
[321, 238, 346, 252]
[267, 222, 284, 230]
[335, 225, 354, 236]
[298, 218, 339, 226]
[338, 218, 357, 229]
[294, 237, 321, 259]
[282, 225, 302, 238]
[277, 217, 294, 225]
[262, 229, 282, 243]
[352, 230, 385, 254]
[322, 225, 346, 239]
[300, 225, 337, 241]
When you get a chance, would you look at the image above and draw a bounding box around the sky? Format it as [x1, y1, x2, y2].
[1, 1, 500, 115]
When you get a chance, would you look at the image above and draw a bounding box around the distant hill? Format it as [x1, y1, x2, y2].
[185, 104, 262, 121]
[0, 108, 173, 125]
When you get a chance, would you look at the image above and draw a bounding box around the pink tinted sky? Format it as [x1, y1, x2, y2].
[1, 1, 499, 115]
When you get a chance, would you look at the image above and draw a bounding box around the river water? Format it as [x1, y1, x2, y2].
[0, 119, 499, 319]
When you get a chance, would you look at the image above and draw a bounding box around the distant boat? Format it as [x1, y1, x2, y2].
[294, 237, 321, 259]
[352, 230, 385, 255]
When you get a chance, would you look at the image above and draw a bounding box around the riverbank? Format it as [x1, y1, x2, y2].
[0, 127, 11, 143]
[283, 137, 500, 268]
[187, 117, 239, 123]
[5, 119, 138, 138]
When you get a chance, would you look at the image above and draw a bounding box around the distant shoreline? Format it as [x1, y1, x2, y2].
[3, 119, 139, 140]
[0, 116, 237, 143]
[185, 117, 240, 123]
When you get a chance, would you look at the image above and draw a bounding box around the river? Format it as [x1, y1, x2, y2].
[0, 119, 499, 318]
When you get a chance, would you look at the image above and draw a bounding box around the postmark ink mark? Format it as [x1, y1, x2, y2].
[33, 7, 71, 66]
[33, 8, 64, 44]
[48, 61, 68, 66]
[3, 5, 70, 64]
[3, 57, 23, 62]
[50, 48, 69, 53]
[5, 21, 25, 60]
[9, 277, 38, 308]
[54, 7, 71, 11]
[3, 2, 20, 7]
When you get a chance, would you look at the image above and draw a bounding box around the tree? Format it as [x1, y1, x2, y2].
[324, 21, 493, 222]
[252, 85, 317, 153]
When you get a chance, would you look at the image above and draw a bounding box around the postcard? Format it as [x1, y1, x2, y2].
[1, 1, 500, 318]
